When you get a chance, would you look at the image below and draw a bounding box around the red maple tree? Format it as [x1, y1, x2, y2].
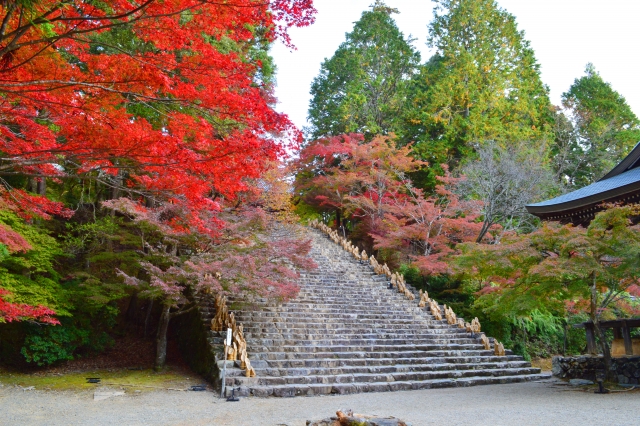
[0, 1, 317, 326]
[373, 169, 485, 275]
[0, 288, 59, 324]
[295, 133, 424, 233]
[295, 133, 488, 275]
[0, 1, 316, 232]
[106, 198, 316, 368]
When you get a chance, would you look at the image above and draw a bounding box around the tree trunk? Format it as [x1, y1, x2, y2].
[335, 208, 342, 230]
[111, 167, 122, 200]
[476, 220, 489, 243]
[37, 178, 46, 195]
[29, 177, 46, 195]
[109, 170, 122, 217]
[155, 304, 171, 371]
[563, 321, 567, 356]
[590, 272, 613, 381]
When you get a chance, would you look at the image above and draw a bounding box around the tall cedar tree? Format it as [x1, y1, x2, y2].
[0, 1, 315, 234]
[402, 0, 552, 170]
[307, 1, 420, 140]
[558, 64, 640, 187]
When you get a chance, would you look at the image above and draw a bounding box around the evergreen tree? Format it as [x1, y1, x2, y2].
[559, 63, 640, 186]
[402, 0, 553, 169]
[307, 1, 420, 140]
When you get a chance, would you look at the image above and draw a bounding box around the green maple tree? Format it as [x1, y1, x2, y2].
[454, 205, 640, 372]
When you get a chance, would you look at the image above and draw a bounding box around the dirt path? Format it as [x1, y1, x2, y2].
[1, 378, 638, 426]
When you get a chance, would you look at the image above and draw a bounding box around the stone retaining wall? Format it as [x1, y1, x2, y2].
[552, 355, 640, 384]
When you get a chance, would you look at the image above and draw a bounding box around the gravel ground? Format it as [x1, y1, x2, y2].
[1, 378, 638, 426]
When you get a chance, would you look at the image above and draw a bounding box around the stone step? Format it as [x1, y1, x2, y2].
[228, 367, 542, 387]
[234, 314, 432, 323]
[235, 318, 439, 327]
[204, 315, 442, 325]
[241, 337, 483, 347]
[248, 347, 497, 359]
[239, 324, 456, 334]
[236, 317, 449, 326]
[253, 354, 523, 369]
[238, 329, 472, 338]
[233, 302, 425, 309]
[252, 350, 517, 362]
[224, 308, 432, 317]
[241, 373, 552, 397]
[241, 332, 470, 341]
[251, 360, 533, 377]
[236, 312, 427, 320]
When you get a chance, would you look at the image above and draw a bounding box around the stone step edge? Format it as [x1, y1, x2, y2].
[251, 361, 533, 374]
[239, 373, 553, 397]
[230, 366, 543, 384]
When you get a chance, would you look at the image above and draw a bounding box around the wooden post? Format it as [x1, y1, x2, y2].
[622, 321, 633, 356]
[585, 324, 597, 354]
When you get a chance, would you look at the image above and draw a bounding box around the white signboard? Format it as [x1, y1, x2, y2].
[226, 328, 232, 346]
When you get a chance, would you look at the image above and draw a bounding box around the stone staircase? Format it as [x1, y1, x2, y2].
[202, 227, 549, 397]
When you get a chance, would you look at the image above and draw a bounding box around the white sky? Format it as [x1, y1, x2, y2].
[271, 0, 640, 130]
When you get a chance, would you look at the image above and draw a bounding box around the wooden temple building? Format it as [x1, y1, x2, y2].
[526, 142, 640, 224]
[527, 144, 640, 358]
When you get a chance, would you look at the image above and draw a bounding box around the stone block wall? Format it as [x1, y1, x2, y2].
[553, 355, 640, 384]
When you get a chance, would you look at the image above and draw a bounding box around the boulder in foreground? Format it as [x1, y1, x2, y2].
[307, 410, 410, 426]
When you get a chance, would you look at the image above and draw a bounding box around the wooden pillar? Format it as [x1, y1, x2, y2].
[622, 321, 633, 356]
[585, 324, 597, 354]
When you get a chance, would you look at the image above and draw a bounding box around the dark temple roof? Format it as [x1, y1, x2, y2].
[526, 143, 640, 223]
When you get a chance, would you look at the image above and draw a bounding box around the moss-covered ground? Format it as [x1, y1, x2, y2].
[0, 335, 206, 393]
[0, 366, 205, 392]
[0, 368, 203, 392]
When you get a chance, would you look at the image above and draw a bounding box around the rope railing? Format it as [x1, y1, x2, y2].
[210, 294, 256, 378]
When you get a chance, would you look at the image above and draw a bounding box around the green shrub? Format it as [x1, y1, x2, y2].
[21, 319, 115, 366]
